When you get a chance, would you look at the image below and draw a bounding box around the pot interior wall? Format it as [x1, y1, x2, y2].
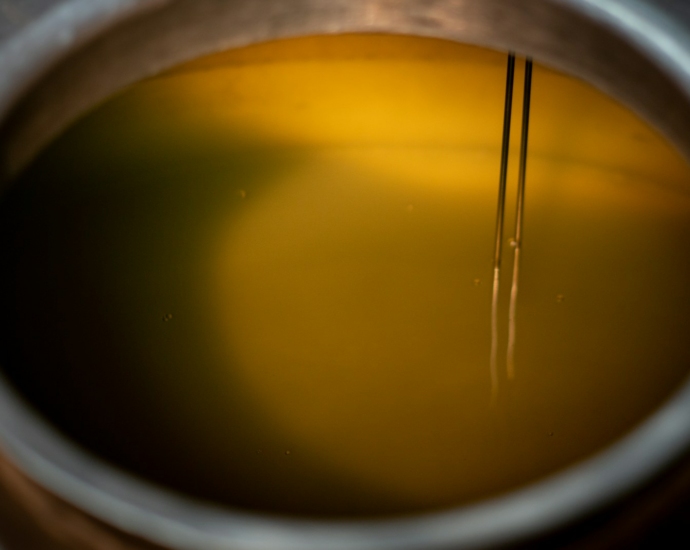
[0, 1, 690, 549]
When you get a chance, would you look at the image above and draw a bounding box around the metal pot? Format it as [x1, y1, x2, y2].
[1, 0, 690, 548]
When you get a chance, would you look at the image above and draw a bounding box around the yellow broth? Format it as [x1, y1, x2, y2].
[1, 35, 690, 517]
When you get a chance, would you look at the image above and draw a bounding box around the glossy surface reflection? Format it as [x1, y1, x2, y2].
[1, 35, 690, 518]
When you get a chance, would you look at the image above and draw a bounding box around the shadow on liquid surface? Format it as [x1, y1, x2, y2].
[0, 35, 688, 519]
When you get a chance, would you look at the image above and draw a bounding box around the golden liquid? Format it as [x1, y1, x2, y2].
[1, 34, 690, 518]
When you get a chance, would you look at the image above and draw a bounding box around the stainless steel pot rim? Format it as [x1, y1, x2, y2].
[1, 1, 690, 549]
[4, 379, 690, 550]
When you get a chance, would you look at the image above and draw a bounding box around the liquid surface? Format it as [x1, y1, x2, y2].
[1, 35, 690, 517]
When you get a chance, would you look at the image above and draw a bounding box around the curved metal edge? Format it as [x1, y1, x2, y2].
[576, 0, 690, 87]
[0, 0, 168, 122]
[0, 0, 689, 549]
[9, 374, 690, 550]
[562, 0, 690, 152]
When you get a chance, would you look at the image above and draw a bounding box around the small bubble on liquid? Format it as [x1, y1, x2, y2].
[509, 238, 517, 248]
[556, 294, 565, 303]
[473, 278, 481, 286]
[548, 432, 554, 437]
[238, 189, 247, 199]
[163, 313, 173, 322]
[406, 204, 414, 212]
[285, 450, 291, 455]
